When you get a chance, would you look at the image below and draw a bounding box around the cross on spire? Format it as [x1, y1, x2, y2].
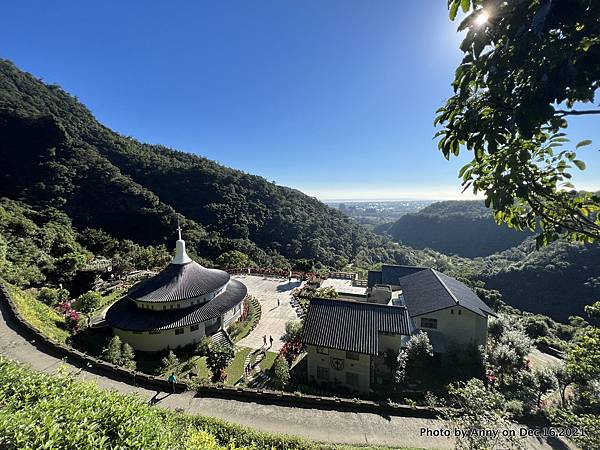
[177, 219, 182, 241]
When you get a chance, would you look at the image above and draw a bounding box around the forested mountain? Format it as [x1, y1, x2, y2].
[478, 238, 600, 322]
[0, 59, 401, 269]
[1, 60, 597, 322]
[381, 200, 532, 257]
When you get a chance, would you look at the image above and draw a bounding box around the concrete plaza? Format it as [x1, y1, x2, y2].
[234, 275, 303, 352]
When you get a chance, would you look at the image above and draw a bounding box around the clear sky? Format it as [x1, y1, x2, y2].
[2, 1, 599, 200]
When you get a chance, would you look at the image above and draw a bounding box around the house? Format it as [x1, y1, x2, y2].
[105, 229, 247, 351]
[301, 265, 495, 393]
[301, 298, 413, 393]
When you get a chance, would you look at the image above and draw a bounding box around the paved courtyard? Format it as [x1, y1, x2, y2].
[320, 278, 368, 296]
[234, 275, 303, 352]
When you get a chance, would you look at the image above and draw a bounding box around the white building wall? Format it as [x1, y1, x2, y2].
[306, 345, 371, 393]
[413, 306, 488, 349]
[114, 323, 206, 352]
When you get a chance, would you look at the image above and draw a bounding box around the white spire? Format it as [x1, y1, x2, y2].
[172, 221, 192, 265]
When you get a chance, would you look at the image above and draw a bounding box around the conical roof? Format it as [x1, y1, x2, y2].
[128, 261, 230, 303]
[127, 231, 230, 303]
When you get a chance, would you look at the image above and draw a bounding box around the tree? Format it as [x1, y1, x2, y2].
[283, 320, 303, 343]
[532, 367, 557, 409]
[72, 291, 102, 313]
[552, 362, 575, 408]
[121, 343, 136, 371]
[394, 331, 434, 385]
[102, 335, 123, 366]
[205, 343, 234, 382]
[159, 350, 180, 375]
[438, 0, 600, 245]
[442, 379, 523, 450]
[567, 327, 600, 382]
[37, 286, 69, 306]
[272, 355, 290, 389]
[215, 251, 255, 269]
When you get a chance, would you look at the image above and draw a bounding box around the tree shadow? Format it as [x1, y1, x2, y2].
[276, 281, 301, 292]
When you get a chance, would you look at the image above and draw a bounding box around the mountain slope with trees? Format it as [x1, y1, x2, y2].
[382, 200, 531, 257]
[0, 59, 399, 269]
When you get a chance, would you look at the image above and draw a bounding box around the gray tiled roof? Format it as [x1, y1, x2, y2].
[128, 261, 230, 303]
[301, 298, 411, 355]
[106, 279, 247, 331]
[368, 265, 427, 287]
[399, 269, 494, 318]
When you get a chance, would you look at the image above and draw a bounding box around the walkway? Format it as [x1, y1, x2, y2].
[0, 297, 575, 450]
[235, 275, 303, 352]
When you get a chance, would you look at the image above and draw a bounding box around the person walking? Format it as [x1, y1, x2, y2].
[269, 335, 273, 347]
[263, 335, 267, 347]
[168, 372, 177, 393]
[277, 298, 280, 307]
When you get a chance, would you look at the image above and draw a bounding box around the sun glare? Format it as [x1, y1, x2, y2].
[474, 10, 489, 26]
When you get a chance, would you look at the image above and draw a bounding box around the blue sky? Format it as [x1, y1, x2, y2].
[3, 1, 599, 200]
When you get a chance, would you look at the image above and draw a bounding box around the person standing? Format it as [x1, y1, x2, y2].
[277, 298, 280, 307]
[168, 372, 177, 393]
[269, 335, 273, 347]
[263, 335, 267, 347]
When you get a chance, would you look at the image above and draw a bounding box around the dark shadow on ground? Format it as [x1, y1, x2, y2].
[149, 390, 172, 405]
[276, 281, 301, 293]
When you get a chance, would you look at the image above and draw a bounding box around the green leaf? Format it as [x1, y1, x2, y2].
[449, 1, 460, 20]
[573, 160, 586, 170]
[461, 0, 470, 13]
[576, 139, 592, 149]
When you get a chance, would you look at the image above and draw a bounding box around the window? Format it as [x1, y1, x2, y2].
[317, 346, 329, 355]
[458, 309, 462, 315]
[149, 330, 161, 335]
[346, 351, 360, 361]
[420, 317, 438, 329]
[316, 366, 329, 379]
[346, 372, 359, 387]
[175, 328, 184, 335]
[190, 324, 199, 332]
[450, 309, 454, 314]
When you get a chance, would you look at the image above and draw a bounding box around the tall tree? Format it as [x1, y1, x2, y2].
[437, 0, 600, 245]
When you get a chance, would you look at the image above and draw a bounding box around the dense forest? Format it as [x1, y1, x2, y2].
[0, 59, 403, 270]
[380, 200, 532, 257]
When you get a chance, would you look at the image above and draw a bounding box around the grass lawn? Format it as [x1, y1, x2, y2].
[260, 351, 278, 371]
[5, 283, 70, 343]
[226, 346, 252, 385]
[95, 287, 125, 312]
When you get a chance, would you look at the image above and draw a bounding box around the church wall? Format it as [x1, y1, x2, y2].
[113, 323, 206, 352]
[306, 344, 371, 393]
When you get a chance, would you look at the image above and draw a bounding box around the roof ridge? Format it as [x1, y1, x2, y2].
[311, 297, 408, 310]
[430, 269, 460, 306]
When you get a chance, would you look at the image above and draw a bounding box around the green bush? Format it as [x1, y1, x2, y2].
[0, 357, 393, 450]
[73, 291, 103, 313]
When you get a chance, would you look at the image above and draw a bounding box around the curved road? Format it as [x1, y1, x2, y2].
[0, 299, 573, 450]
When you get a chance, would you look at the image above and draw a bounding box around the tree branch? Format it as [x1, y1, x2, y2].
[554, 109, 600, 117]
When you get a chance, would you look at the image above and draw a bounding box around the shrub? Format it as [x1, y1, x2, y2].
[205, 343, 234, 382]
[283, 320, 303, 343]
[72, 291, 102, 313]
[196, 337, 213, 357]
[272, 355, 290, 389]
[36, 286, 69, 306]
[160, 351, 180, 375]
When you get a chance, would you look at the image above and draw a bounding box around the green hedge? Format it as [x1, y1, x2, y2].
[0, 357, 404, 450]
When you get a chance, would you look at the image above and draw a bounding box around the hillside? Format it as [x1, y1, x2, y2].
[382, 200, 532, 257]
[479, 238, 600, 322]
[0, 59, 398, 269]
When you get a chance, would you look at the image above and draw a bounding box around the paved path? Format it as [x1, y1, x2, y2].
[236, 275, 303, 352]
[0, 296, 575, 450]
